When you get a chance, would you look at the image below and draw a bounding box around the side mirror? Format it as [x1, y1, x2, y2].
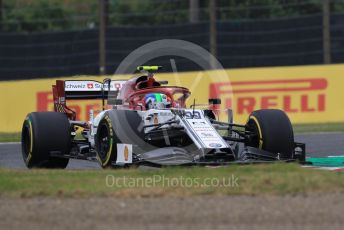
[158, 80, 168, 85]
[208, 98, 221, 105]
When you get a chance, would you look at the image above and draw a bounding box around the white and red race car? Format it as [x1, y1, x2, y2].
[21, 66, 305, 168]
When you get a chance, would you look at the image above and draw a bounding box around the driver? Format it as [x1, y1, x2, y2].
[144, 93, 171, 110]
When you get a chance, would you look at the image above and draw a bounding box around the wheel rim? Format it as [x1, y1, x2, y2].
[98, 124, 110, 160]
[22, 125, 31, 159]
[246, 119, 260, 148]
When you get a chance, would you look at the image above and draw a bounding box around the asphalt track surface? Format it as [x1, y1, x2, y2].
[1, 132, 343, 169]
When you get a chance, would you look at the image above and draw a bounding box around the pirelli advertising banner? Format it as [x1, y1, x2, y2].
[0, 64, 343, 132]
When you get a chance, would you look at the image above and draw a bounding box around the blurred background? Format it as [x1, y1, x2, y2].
[0, 0, 343, 79]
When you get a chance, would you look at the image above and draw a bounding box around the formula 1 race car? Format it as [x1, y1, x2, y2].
[21, 66, 305, 169]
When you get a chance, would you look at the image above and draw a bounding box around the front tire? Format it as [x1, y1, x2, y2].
[245, 109, 294, 159]
[95, 115, 118, 168]
[21, 112, 70, 168]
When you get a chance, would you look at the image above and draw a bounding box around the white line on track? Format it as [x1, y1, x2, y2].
[0, 142, 20, 145]
[296, 131, 344, 135]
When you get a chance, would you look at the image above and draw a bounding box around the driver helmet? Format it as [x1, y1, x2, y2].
[144, 93, 171, 109]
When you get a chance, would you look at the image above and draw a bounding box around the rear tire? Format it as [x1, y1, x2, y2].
[245, 109, 294, 159]
[21, 112, 70, 168]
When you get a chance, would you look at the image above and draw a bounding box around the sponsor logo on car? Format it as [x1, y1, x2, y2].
[209, 143, 223, 148]
[116, 144, 132, 164]
[192, 121, 206, 125]
[65, 83, 86, 89]
[201, 132, 214, 137]
[124, 145, 129, 161]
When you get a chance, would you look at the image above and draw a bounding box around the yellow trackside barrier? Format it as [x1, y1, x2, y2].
[0, 64, 344, 132]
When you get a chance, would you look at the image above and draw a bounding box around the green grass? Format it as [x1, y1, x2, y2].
[293, 122, 344, 133]
[0, 164, 343, 198]
[0, 132, 21, 142]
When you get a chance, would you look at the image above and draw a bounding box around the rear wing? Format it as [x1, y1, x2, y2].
[61, 80, 126, 99]
[52, 80, 126, 120]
